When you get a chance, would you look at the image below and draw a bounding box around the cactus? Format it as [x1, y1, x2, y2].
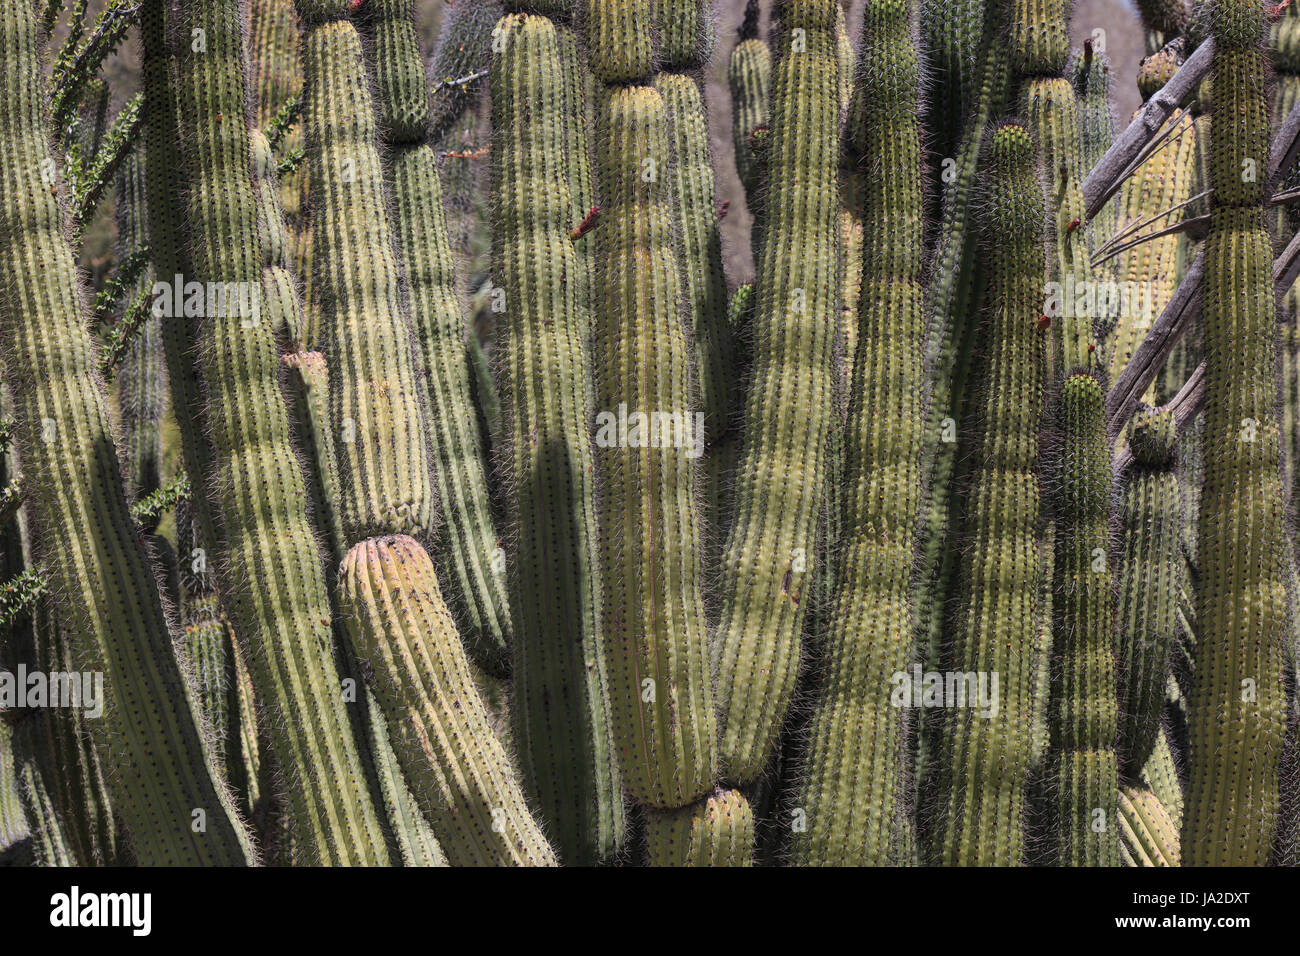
[1183, 0, 1291, 866]
[645, 789, 755, 866]
[729, 1, 771, 220]
[790, 0, 924, 866]
[0, 0, 253, 866]
[363, 0, 513, 677]
[338, 535, 555, 866]
[930, 123, 1048, 866]
[713, 0, 843, 785]
[592, 83, 718, 809]
[1045, 371, 1121, 867]
[1117, 409, 1184, 778]
[1118, 783, 1182, 865]
[165, 0, 395, 864]
[489, 11, 624, 864]
[589, 0, 654, 85]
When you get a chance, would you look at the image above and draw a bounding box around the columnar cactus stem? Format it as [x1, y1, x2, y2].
[489, 11, 624, 864]
[168, 0, 392, 865]
[0, 0, 252, 866]
[1118, 783, 1182, 865]
[1117, 409, 1184, 778]
[1045, 370, 1121, 867]
[1183, 0, 1291, 866]
[790, 0, 924, 866]
[338, 536, 556, 866]
[1108, 48, 1198, 391]
[363, 0, 513, 676]
[645, 789, 755, 866]
[591, 79, 718, 816]
[729, 0, 771, 222]
[931, 123, 1048, 866]
[713, 0, 843, 785]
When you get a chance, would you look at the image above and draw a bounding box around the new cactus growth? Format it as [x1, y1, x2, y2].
[1183, 0, 1291, 866]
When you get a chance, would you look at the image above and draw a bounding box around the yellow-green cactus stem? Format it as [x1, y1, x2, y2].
[1045, 371, 1120, 867]
[589, 0, 654, 84]
[1119, 783, 1182, 866]
[728, 1, 771, 219]
[713, 0, 843, 785]
[168, 0, 393, 865]
[1117, 409, 1184, 778]
[592, 84, 718, 809]
[1183, 0, 1291, 866]
[338, 535, 556, 867]
[489, 11, 624, 864]
[644, 789, 756, 866]
[931, 123, 1049, 866]
[1, 0, 252, 866]
[790, 0, 924, 867]
[363, 0, 513, 676]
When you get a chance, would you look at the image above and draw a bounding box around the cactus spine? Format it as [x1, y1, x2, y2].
[644, 789, 755, 866]
[489, 11, 623, 864]
[713, 0, 843, 785]
[363, 0, 513, 676]
[931, 124, 1048, 866]
[791, 0, 924, 866]
[1183, 0, 1291, 866]
[0, 0, 252, 866]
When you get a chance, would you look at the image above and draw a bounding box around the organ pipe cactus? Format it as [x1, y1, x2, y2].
[1183, 0, 1291, 866]
[931, 123, 1048, 866]
[713, 0, 843, 786]
[0, 0, 252, 866]
[489, 10, 624, 865]
[790, 0, 924, 867]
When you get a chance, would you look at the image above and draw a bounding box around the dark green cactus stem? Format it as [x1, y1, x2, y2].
[1141, 722, 1184, 828]
[114, 146, 163, 500]
[363, 0, 513, 677]
[1136, 0, 1189, 52]
[0, 0, 252, 866]
[920, 0, 987, 162]
[13, 746, 73, 867]
[728, 5, 771, 223]
[645, 789, 756, 866]
[338, 535, 556, 866]
[0, 719, 30, 860]
[1183, 0, 1290, 866]
[592, 83, 717, 809]
[1046, 371, 1120, 867]
[180, 594, 231, 778]
[252, 129, 304, 348]
[490, 11, 624, 864]
[790, 0, 923, 866]
[931, 123, 1048, 866]
[1117, 409, 1184, 778]
[713, 0, 843, 785]
[1118, 783, 1181, 865]
[1070, 43, 1115, 269]
[168, 0, 392, 865]
[429, 0, 500, 143]
[658, 0, 710, 68]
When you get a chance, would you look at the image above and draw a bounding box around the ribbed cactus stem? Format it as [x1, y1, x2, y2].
[592, 83, 717, 811]
[1046, 370, 1120, 867]
[645, 789, 756, 866]
[931, 123, 1048, 866]
[1119, 783, 1182, 865]
[169, 0, 392, 864]
[791, 0, 924, 866]
[714, 0, 843, 785]
[489, 11, 624, 864]
[728, 11, 771, 221]
[1183, 0, 1290, 866]
[363, 0, 513, 676]
[589, 0, 654, 84]
[1117, 409, 1184, 778]
[338, 536, 556, 866]
[0, 0, 252, 866]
